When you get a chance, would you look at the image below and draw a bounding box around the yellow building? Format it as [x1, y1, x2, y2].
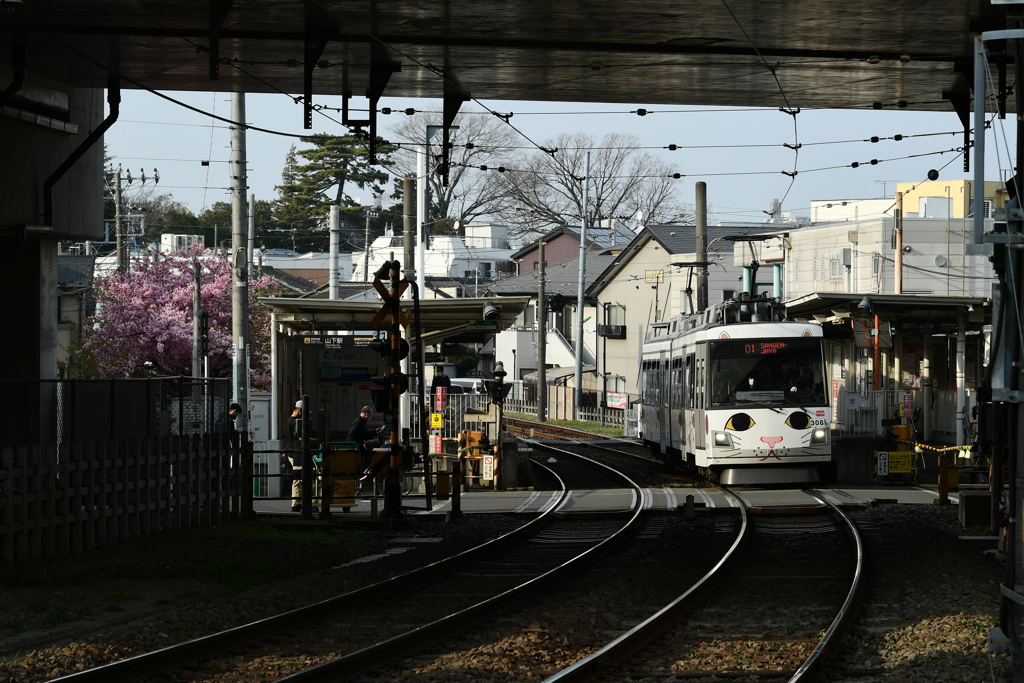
[895, 180, 1007, 219]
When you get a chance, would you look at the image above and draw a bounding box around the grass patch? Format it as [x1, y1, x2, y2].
[506, 413, 624, 437]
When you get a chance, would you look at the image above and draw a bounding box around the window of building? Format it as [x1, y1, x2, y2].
[872, 254, 881, 278]
[722, 289, 735, 301]
[607, 303, 626, 325]
[829, 259, 842, 279]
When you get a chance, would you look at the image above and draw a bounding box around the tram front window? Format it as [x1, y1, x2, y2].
[709, 338, 826, 408]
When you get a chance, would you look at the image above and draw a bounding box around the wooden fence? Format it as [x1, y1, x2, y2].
[0, 434, 248, 565]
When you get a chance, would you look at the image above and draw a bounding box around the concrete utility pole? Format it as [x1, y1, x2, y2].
[329, 204, 340, 298]
[230, 92, 250, 422]
[537, 240, 547, 422]
[192, 260, 201, 378]
[402, 176, 415, 429]
[696, 181, 708, 312]
[248, 193, 256, 271]
[416, 144, 427, 297]
[574, 152, 591, 420]
[115, 170, 124, 271]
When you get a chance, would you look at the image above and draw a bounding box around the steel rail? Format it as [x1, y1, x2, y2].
[272, 445, 648, 683]
[506, 416, 609, 441]
[542, 488, 749, 683]
[787, 490, 865, 683]
[51, 478, 571, 682]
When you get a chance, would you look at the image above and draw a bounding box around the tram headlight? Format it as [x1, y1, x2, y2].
[810, 428, 828, 445]
[713, 431, 731, 447]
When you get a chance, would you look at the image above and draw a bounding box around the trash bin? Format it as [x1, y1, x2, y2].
[324, 442, 360, 513]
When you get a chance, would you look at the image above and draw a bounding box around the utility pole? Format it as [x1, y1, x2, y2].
[192, 260, 201, 378]
[115, 170, 124, 271]
[573, 152, 591, 421]
[696, 181, 708, 312]
[330, 204, 340, 298]
[230, 92, 250, 423]
[417, 144, 427, 298]
[248, 193, 256, 271]
[537, 241, 547, 422]
[363, 206, 377, 281]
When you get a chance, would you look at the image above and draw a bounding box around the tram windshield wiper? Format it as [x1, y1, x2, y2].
[735, 397, 782, 413]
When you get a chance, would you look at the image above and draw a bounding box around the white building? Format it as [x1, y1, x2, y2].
[350, 223, 521, 294]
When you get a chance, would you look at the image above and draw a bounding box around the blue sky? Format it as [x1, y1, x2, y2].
[104, 89, 1016, 226]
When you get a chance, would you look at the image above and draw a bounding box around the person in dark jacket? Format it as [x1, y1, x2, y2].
[347, 406, 379, 489]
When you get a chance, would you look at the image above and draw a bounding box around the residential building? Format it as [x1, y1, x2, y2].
[56, 255, 96, 378]
[350, 223, 521, 296]
[490, 223, 776, 414]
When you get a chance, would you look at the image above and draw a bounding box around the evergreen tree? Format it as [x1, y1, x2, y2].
[273, 133, 394, 238]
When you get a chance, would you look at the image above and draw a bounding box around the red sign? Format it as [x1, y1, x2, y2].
[435, 387, 448, 411]
[433, 434, 443, 455]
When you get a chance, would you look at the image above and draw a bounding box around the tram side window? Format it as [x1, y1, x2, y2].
[642, 361, 651, 403]
[673, 357, 683, 408]
[686, 354, 696, 408]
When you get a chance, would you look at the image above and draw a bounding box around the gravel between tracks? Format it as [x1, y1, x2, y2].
[0, 503, 1011, 683]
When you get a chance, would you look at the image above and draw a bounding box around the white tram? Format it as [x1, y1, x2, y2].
[640, 294, 831, 485]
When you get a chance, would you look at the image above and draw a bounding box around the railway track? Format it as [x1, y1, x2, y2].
[51, 447, 646, 683]
[544, 489, 864, 682]
[505, 416, 626, 442]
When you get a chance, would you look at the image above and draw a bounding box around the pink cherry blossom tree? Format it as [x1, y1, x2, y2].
[71, 246, 278, 389]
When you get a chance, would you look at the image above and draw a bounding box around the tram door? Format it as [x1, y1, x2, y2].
[693, 345, 706, 450]
[684, 353, 695, 452]
[659, 356, 671, 448]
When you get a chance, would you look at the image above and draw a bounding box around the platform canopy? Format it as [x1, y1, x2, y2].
[260, 296, 531, 346]
[0, 1, 1010, 113]
[785, 292, 989, 339]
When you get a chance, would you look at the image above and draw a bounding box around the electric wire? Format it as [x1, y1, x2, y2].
[11, 13, 316, 140]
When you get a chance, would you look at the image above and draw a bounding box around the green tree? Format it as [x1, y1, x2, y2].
[273, 133, 395, 248]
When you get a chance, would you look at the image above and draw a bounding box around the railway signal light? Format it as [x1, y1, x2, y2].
[368, 336, 409, 362]
[548, 293, 566, 312]
[198, 310, 210, 356]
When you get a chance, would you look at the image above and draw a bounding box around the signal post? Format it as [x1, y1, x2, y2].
[370, 256, 410, 519]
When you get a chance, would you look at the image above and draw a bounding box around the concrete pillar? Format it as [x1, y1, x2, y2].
[773, 264, 783, 298]
[0, 84, 103, 381]
[2, 238, 58, 380]
[742, 266, 752, 294]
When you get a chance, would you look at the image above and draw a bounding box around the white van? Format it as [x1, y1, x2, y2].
[449, 378, 487, 394]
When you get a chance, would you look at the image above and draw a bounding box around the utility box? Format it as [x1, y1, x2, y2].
[959, 490, 993, 529]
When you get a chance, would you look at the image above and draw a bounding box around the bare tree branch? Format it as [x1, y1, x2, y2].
[493, 133, 683, 236]
[387, 111, 519, 230]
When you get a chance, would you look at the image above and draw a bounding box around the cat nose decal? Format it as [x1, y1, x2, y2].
[760, 436, 783, 448]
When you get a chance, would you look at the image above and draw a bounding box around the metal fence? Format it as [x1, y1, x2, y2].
[831, 388, 962, 442]
[0, 377, 233, 447]
[410, 393, 492, 440]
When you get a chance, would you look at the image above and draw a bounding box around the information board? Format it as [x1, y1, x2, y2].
[889, 451, 912, 473]
[482, 455, 494, 481]
[430, 412, 444, 429]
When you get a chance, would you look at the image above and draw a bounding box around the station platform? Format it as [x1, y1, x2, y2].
[253, 485, 962, 518]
